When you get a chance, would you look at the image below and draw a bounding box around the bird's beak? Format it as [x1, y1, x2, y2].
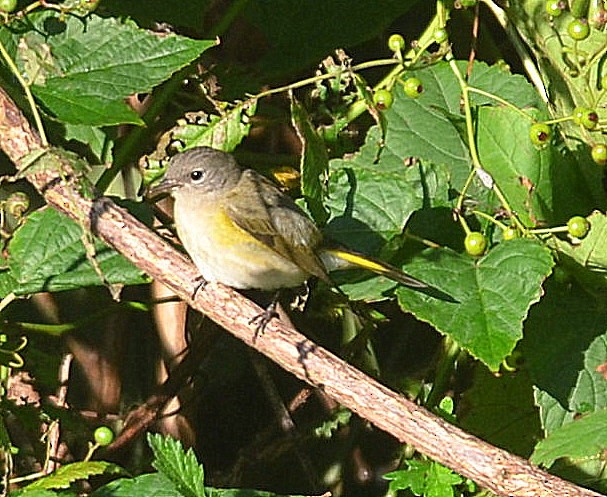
[147, 177, 179, 199]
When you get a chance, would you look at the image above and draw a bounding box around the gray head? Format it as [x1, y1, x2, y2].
[150, 147, 243, 197]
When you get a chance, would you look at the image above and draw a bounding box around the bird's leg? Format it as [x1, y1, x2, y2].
[191, 275, 208, 301]
[249, 291, 281, 339]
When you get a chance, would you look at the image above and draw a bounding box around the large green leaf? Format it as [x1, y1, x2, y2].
[2, 12, 215, 126]
[396, 238, 554, 370]
[524, 279, 607, 428]
[0, 207, 148, 297]
[148, 434, 206, 497]
[383, 61, 544, 191]
[477, 106, 595, 225]
[325, 128, 450, 254]
[24, 461, 122, 491]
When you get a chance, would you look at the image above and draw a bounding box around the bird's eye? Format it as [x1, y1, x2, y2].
[190, 169, 205, 182]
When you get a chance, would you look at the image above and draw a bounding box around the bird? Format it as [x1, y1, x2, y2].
[148, 146, 429, 296]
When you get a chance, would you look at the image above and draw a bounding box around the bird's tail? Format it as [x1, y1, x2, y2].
[321, 247, 427, 289]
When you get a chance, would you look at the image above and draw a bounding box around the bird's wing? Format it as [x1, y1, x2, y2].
[224, 170, 331, 283]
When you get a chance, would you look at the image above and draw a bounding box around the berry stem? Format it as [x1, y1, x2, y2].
[470, 210, 509, 231]
[529, 226, 569, 235]
[454, 168, 477, 235]
[544, 115, 576, 125]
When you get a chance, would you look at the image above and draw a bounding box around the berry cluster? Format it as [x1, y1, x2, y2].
[373, 33, 428, 113]
[529, 1, 607, 165]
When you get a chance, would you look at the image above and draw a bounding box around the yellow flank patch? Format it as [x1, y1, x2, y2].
[210, 209, 265, 248]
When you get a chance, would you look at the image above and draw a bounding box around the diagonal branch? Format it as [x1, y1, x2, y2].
[0, 86, 602, 497]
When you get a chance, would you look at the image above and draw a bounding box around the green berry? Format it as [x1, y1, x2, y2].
[545, 0, 565, 16]
[591, 143, 607, 165]
[93, 426, 115, 447]
[573, 106, 587, 124]
[503, 227, 519, 240]
[573, 106, 598, 129]
[567, 18, 590, 40]
[434, 28, 448, 43]
[373, 89, 394, 110]
[464, 232, 487, 256]
[388, 34, 405, 52]
[0, 0, 17, 12]
[460, 0, 478, 7]
[529, 122, 552, 147]
[403, 77, 423, 98]
[582, 110, 599, 129]
[567, 216, 590, 238]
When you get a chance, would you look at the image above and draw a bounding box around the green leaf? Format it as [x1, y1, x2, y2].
[5, 12, 216, 126]
[325, 127, 450, 254]
[290, 96, 329, 224]
[171, 102, 257, 153]
[0, 207, 148, 297]
[476, 106, 552, 226]
[384, 460, 463, 497]
[459, 367, 541, 457]
[25, 461, 122, 490]
[524, 278, 607, 432]
[17, 491, 64, 497]
[531, 409, 607, 467]
[148, 433, 206, 497]
[90, 472, 180, 497]
[396, 238, 554, 370]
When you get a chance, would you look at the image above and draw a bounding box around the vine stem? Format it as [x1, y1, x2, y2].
[248, 58, 402, 103]
[448, 56, 527, 233]
[454, 168, 476, 235]
[530, 225, 569, 235]
[0, 40, 47, 147]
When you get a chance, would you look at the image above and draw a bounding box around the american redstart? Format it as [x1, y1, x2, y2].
[149, 146, 428, 292]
